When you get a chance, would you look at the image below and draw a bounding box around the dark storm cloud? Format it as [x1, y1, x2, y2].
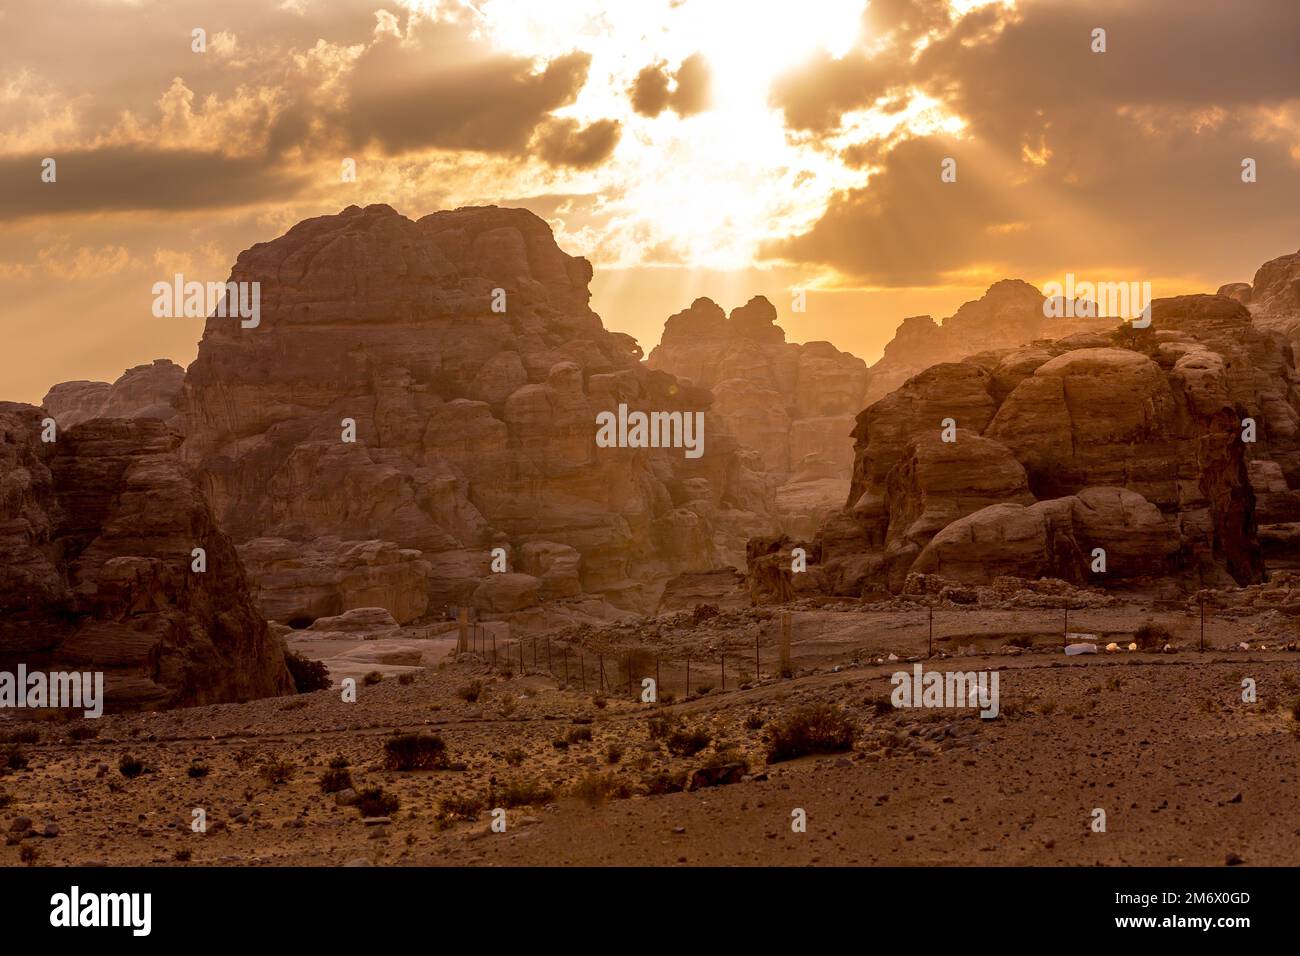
[0, 147, 312, 222]
[773, 0, 1300, 285]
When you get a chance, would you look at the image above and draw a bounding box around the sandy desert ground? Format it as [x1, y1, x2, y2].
[3, 602, 1298, 867]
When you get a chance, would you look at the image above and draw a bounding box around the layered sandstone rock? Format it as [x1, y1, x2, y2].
[647, 295, 866, 538]
[43, 359, 184, 428]
[795, 294, 1284, 596]
[864, 280, 1113, 404]
[177, 204, 776, 625]
[0, 403, 292, 710]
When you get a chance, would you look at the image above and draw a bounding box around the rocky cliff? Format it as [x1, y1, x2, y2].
[177, 204, 777, 625]
[42, 359, 184, 428]
[782, 293, 1300, 598]
[647, 296, 867, 538]
[0, 403, 292, 710]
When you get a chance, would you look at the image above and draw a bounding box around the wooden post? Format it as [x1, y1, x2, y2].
[755, 630, 760, 679]
[1200, 596, 1205, 652]
[457, 607, 469, 653]
[563, 647, 569, 685]
[655, 658, 660, 697]
[627, 653, 633, 698]
[779, 612, 791, 679]
[721, 655, 726, 692]
[686, 658, 690, 696]
[928, 607, 933, 659]
[1063, 604, 1069, 649]
[580, 653, 586, 692]
[598, 654, 605, 692]
[519, 641, 524, 673]
[491, 631, 496, 666]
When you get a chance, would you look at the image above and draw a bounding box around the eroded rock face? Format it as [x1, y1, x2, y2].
[647, 295, 865, 537]
[43, 359, 184, 428]
[0, 404, 292, 710]
[796, 293, 1281, 595]
[864, 280, 1114, 404]
[178, 204, 775, 624]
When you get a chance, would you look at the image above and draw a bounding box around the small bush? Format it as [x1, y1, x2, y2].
[666, 728, 711, 757]
[571, 772, 631, 806]
[261, 758, 295, 786]
[503, 748, 525, 767]
[591, 692, 607, 709]
[696, 684, 714, 696]
[320, 767, 353, 794]
[646, 713, 682, 741]
[438, 794, 484, 821]
[495, 778, 554, 808]
[118, 755, 146, 778]
[68, 725, 99, 742]
[458, 680, 484, 703]
[174, 848, 192, 862]
[565, 726, 593, 745]
[744, 712, 765, 731]
[1, 746, 28, 772]
[355, 786, 400, 817]
[398, 672, 415, 686]
[329, 755, 350, 769]
[362, 670, 384, 686]
[0, 790, 11, 810]
[284, 649, 331, 693]
[1135, 620, 1172, 651]
[0, 729, 39, 744]
[765, 704, 857, 763]
[864, 694, 894, 716]
[605, 743, 623, 764]
[19, 844, 39, 865]
[383, 733, 449, 771]
[187, 762, 210, 779]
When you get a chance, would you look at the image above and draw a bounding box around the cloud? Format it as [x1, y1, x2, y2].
[629, 53, 712, 118]
[771, 0, 1300, 285]
[533, 118, 621, 169]
[0, 147, 312, 221]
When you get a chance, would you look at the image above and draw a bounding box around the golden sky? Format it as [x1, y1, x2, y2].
[3, 0, 1299, 403]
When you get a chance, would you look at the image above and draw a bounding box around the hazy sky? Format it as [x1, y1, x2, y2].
[3, 0, 1298, 403]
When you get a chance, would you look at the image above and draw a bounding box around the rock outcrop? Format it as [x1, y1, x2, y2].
[788, 294, 1288, 597]
[0, 403, 292, 710]
[647, 296, 867, 537]
[43, 359, 184, 428]
[177, 204, 776, 625]
[864, 280, 1113, 404]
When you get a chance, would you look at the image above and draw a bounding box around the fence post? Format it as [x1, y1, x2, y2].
[779, 612, 791, 678]
[563, 647, 568, 685]
[755, 630, 760, 679]
[655, 657, 660, 698]
[686, 658, 690, 696]
[721, 655, 726, 692]
[627, 653, 633, 698]
[928, 607, 933, 659]
[457, 607, 469, 653]
[492, 631, 497, 666]
[1063, 604, 1069, 649]
[1200, 595, 1205, 652]
[580, 653, 586, 692]
[519, 641, 524, 674]
[547, 639, 552, 673]
[599, 655, 605, 693]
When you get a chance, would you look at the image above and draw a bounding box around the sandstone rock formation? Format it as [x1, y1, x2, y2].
[43, 359, 184, 428]
[0, 403, 292, 709]
[787, 294, 1293, 597]
[177, 204, 776, 625]
[864, 280, 1113, 404]
[647, 296, 867, 537]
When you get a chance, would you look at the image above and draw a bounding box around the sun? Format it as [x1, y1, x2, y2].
[404, 0, 945, 273]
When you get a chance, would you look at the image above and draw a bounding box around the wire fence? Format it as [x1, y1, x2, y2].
[439, 597, 1250, 702]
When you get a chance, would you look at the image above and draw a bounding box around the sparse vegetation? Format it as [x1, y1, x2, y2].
[68, 724, 99, 742]
[0, 746, 28, 772]
[174, 848, 192, 862]
[565, 726, 592, 744]
[284, 649, 331, 693]
[504, 748, 525, 767]
[458, 680, 484, 703]
[362, 670, 384, 686]
[398, 672, 415, 686]
[261, 758, 295, 785]
[438, 793, 483, 821]
[118, 755, 145, 778]
[355, 786, 400, 817]
[320, 766, 352, 794]
[19, 844, 39, 865]
[0, 729, 40, 744]
[187, 762, 210, 779]
[1135, 620, 1172, 651]
[571, 772, 631, 806]
[604, 743, 623, 764]
[383, 733, 449, 771]
[495, 778, 554, 808]
[765, 703, 856, 763]
[666, 727, 711, 757]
